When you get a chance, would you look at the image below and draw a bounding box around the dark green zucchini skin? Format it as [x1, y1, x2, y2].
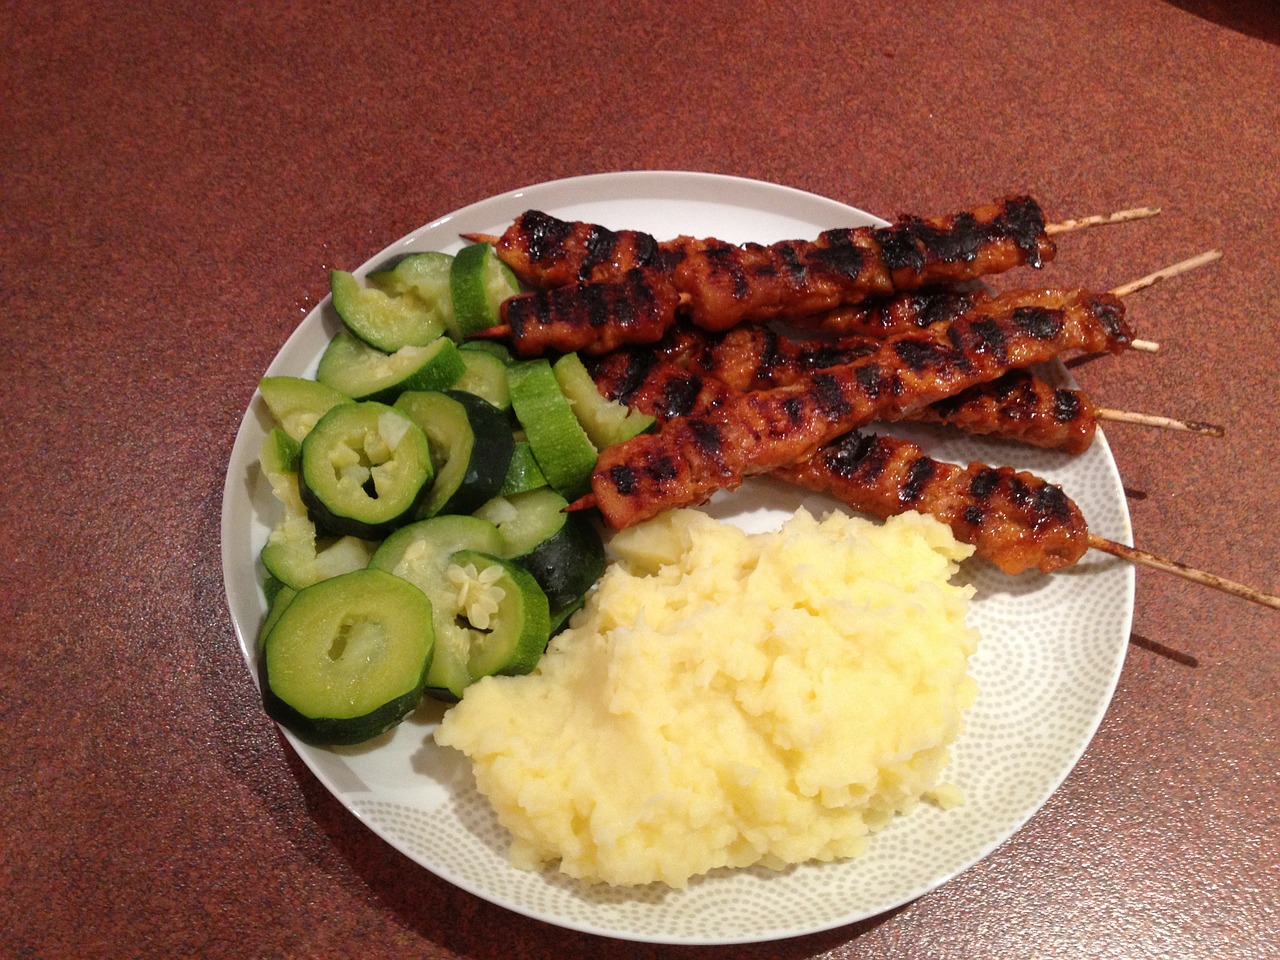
[394, 390, 515, 519]
[513, 512, 605, 613]
[259, 657, 424, 746]
[442, 391, 515, 514]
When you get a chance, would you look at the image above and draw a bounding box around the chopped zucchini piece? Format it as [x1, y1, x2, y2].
[507, 359, 597, 499]
[258, 376, 351, 444]
[316, 330, 464, 404]
[367, 251, 455, 335]
[552, 352, 656, 448]
[371, 515, 548, 699]
[458, 339, 513, 363]
[474, 487, 606, 614]
[454, 349, 511, 410]
[393, 390, 514, 518]
[449, 242, 521, 337]
[330, 269, 447, 353]
[496, 441, 547, 496]
[258, 427, 376, 589]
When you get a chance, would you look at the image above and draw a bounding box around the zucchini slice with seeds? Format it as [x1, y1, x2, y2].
[299, 401, 434, 540]
[370, 515, 548, 700]
[474, 487, 606, 615]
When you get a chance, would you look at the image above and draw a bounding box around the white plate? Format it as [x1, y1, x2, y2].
[221, 171, 1135, 945]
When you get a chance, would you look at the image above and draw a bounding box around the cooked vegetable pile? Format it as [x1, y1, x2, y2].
[254, 243, 654, 745]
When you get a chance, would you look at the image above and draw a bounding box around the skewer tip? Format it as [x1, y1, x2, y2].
[461, 232, 501, 245]
[1046, 205, 1162, 235]
[466, 324, 513, 341]
[1088, 535, 1280, 610]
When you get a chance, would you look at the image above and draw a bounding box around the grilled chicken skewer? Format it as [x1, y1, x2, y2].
[582, 289, 1135, 529]
[593, 341, 1222, 456]
[468, 196, 1159, 344]
[787, 432, 1280, 609]
[473, 246, 1213, 358]
[594, 356, 1278, 607]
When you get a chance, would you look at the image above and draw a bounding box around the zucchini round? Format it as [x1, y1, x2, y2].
[393, 390, 514, 518]
[369, 515, 518, 699]
[299, 401, 434, 540]
[259, 568, 435, 746]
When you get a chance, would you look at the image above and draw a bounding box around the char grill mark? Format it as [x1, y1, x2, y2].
[998, 195, 1049, 268]
[901, 457, 936, 505]
[499, 268, 679, 357]
[661, 375, 705, 419]
[520, 210, 574, 265]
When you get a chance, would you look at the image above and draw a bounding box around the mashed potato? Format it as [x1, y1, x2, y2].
[434, 507, 979, 888]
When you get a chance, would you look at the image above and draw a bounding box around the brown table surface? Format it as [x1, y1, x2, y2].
[5, 1, 1278, 957]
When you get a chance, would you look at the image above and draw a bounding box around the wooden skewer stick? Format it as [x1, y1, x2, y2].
[1095, 408, 1224, 437]
[466, 205, 1164, 247]
[1046, 206, 1162, 235]
[1109, 248, 1223, 298]
[1088, 535, 1280, 610]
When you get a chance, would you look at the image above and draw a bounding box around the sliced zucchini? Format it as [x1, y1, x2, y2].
[474, 487, 606, 614]
[497, 440, 547, 496]
[367, 251, 455, 338]
[449, 241, 521, 337]
[458, 339, 513, 363]
[316, 329, 464, 404]
[261, 426, 302, 482]
[259, 427, 376, 589]
[260, 515, 378, 590]
[257, 582, 297, 645]
[330, 269, 447, 353]
[371, 515, 548, 699]
[449, 550, 550, 679]
[454, 349, 511, 411]
[299, 401, 434, 540]
[552, 352, 656, 448]
[393, 390, 514, 518]
[259, 568, 435, 746]
[507, 359, 598, 499]
[259, 377, 351, 444]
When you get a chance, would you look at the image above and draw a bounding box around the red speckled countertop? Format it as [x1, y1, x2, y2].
[3, 1, 1277, 957]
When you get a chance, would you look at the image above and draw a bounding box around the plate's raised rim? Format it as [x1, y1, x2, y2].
[220, 171, 1135, 945]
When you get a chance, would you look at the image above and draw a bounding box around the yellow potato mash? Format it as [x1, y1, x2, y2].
[434, 507, 979, 888]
